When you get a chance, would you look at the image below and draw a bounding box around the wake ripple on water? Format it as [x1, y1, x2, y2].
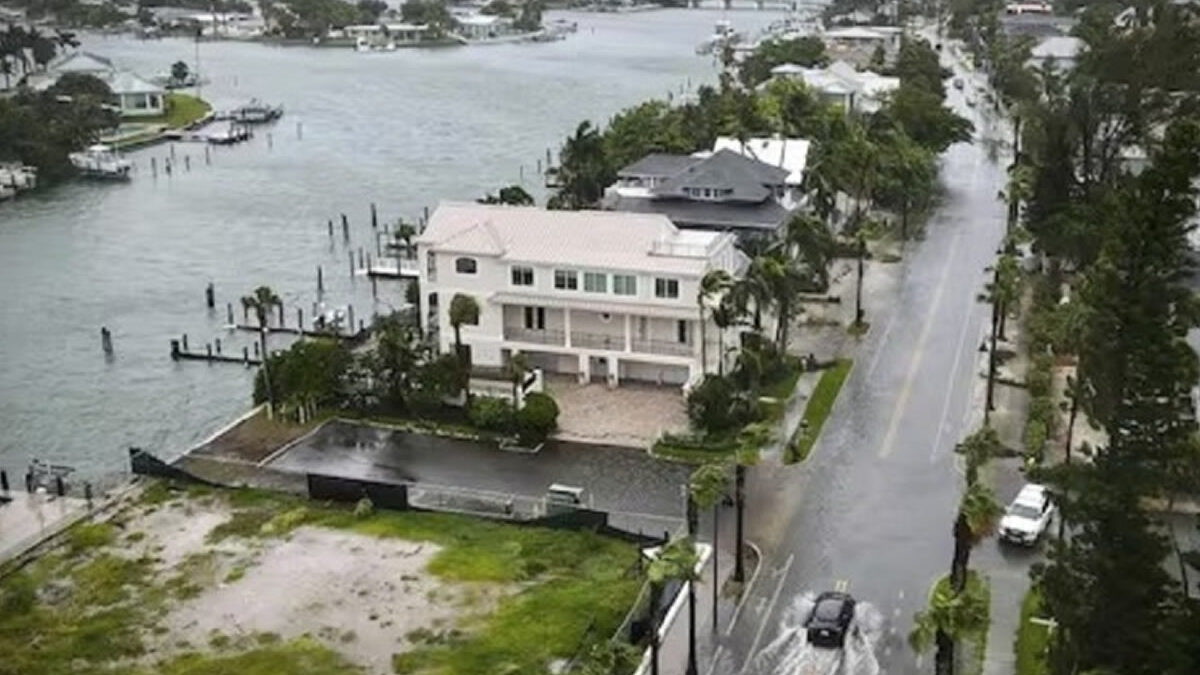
[744, 593, 884, 675]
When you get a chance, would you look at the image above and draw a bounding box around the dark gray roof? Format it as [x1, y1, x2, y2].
[610, 194, 790, 232]
[653, 149, 789, 203]
[618, 153, 702, 178]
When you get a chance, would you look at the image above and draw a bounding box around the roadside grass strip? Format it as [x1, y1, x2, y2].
[1014, 587, 1051, 675]
[786, 359, 853, 464]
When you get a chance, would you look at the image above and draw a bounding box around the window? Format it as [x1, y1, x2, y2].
[511, 266, 534, 286]
[583, 272, 607, 293]
[655, 278, 679, 299]
[613, 274, 637, 296]
[426, 252, 437, 281]
[523, 306, 545, 330]
[677, 320, 688, 344]
[554, 269, 578, 290]
[455, 257, 478, 274]
[637, 317, 648, 340]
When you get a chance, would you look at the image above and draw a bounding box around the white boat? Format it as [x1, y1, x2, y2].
[221, 99, 283, 124]
[68, 144, 132, 180]
[0, 163, 37, 192]
[696, 20, 743, 55]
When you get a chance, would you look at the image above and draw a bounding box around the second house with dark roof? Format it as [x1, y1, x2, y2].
[602, 137, 810, 239]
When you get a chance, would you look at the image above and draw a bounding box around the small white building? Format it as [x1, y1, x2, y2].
[416, 203, 747, 389]
[454, 13, 514, 40]
[770, 59, 899, 114]
[28, 51, 165, 118]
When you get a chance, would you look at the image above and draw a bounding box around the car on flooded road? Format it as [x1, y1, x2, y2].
[805, 591, 856, 648]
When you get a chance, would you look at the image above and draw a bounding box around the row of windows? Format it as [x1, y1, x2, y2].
[458, 258, 682, 300]
[521, 306, 690, 344]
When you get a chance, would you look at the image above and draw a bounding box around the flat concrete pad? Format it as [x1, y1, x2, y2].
[0, 491, 89, 564]
[545, 376, 687, 448]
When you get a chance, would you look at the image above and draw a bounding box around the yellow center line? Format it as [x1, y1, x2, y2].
[878, 230, 964, 459]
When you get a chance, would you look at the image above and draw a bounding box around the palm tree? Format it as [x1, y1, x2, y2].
[730, 259, 773, 332]
[690, 463, 729, 637]
[710, 299, 741, 377]
[394, 218, 418, 260]
[503, 350, 530, 412]
[784, 213, 836, 293]
[732, 423, 770, 582]
[647, 538, 701, 675]
[698, 269, 732, 376]
[241, 286, 282, 411]
[909, 576, 990, 675]
[950, 481, 1002, 593]
[448, 293, 480, 397]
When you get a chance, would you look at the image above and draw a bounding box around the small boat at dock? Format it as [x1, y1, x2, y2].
[0, 163, 37, 198]
[217, 99, 284, 124]
[68, 144, 132, 180]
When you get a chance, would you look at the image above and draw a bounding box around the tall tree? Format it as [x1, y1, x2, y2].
[447, 293, 480, 391]
[241, 286, 283, 411]
[698, 269, 732, 376]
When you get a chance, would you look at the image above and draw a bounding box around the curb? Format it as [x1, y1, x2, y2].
[725, 540, 764, 635]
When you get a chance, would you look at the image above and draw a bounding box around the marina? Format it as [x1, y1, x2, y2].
[0, 9, 782, 478]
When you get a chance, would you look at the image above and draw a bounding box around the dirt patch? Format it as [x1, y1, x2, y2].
[190, 408, 321, 463]
[162, 527, 474, 674]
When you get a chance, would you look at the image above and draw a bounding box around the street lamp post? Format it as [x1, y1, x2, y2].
[855, 233, 866, 328]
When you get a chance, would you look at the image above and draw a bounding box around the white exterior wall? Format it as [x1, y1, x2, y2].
[418, 238, 742, 389]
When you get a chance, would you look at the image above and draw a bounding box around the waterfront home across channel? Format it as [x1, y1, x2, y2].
[416, 203, 748, 391]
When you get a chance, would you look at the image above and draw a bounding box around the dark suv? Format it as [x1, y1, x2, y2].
[805, 591, 856, 648]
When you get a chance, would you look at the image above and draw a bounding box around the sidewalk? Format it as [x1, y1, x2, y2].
[642, 544, 741, 675]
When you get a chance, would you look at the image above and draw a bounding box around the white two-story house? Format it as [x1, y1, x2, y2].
[416, 203, 747, 389]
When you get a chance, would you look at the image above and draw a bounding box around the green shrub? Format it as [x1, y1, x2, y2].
[468, 396, 514, 432]
[686, 374, 760, 435]
[516, 392, 558, 445]
[1024, 419, 1047, 460]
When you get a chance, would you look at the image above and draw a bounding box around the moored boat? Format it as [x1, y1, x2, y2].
[68, 144, 132, 180]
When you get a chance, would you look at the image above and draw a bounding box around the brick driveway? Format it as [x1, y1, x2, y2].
[544, 375, 689, 449]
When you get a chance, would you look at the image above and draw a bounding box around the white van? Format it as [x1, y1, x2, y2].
[999, 484, 1055, 545]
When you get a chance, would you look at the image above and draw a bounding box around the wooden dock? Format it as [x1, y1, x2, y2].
[170, 340, 261, 366]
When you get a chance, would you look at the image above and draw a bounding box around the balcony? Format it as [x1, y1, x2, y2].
[504, 327, 566, 346]
[632, 338, 694, 357]
[571, 331, 624, 351]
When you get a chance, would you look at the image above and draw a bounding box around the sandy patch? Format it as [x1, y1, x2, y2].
[161, 526, 474, 674]
[120, 500, 234, 568]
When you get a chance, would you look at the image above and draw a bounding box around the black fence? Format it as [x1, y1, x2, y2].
[306, 473, 409, 510]
[128, 447, 217, 486]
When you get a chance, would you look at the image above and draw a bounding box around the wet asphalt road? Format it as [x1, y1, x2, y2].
[716, 55, 1011, 675]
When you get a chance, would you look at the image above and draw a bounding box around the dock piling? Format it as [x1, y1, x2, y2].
[184, 155, 191, 171]
[205, 282, 215, 308]
[226, 302, 234, 325]
[317, 265, 324, 294]
[215, 338, 222, 355]
[341, 213, 349, 241]
[277, 302, 284, 327]
[366, 252, 371, 272]
[348, 250, 354, 278]
[375, 231, 382, 257]
[423, 206, 429, 224]
[100, 327, 113, 354]
[170, 144, 176, 160]
[253, 342, 260, 357]
[348, 306, 355, 336]
[151, 157, 157, 177]
[205, 145, 211, 165]
[243, 346, 249, 364]
[182, 333, 188, 351]
[297, 307, 303, 330]
[206, 343, 213, 358]
[55, 476, 64, 497]
[164, 158, 172, 175]
[371, 275, 377, 299]
[170, 339, 181, 360]
[371, 203, 377, 229]
[1, 470, 8, 492]
[327, 219, 333, 237]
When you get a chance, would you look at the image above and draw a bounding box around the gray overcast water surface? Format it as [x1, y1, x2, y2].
[0, 9, 785, 476]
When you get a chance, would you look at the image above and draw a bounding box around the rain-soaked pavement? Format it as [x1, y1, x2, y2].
[267, 420, 692, 519]
[714, 48, 1012, 675]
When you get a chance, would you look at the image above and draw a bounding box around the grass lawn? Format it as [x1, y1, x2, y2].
[128, 92, 212, 129]
[785, 359, 852, 464]
[0, 483, 642, 675]
[1015, 587, 1051, 675]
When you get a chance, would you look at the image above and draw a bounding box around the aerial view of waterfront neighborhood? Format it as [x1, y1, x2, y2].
[1, 0, 1199, 673]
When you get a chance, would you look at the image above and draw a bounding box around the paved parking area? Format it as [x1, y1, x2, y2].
[545, 376, 689, 448]
[265, 420, 692, 519]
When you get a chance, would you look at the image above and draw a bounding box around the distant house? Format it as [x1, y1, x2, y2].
[1028, 35, 1083, 70]
[27, 51, 166, 118]
[454, 13, 514, 40]
[770, 60, 899, 114]
[604, 141, 810, 237]
[819, 25, 902, 68]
